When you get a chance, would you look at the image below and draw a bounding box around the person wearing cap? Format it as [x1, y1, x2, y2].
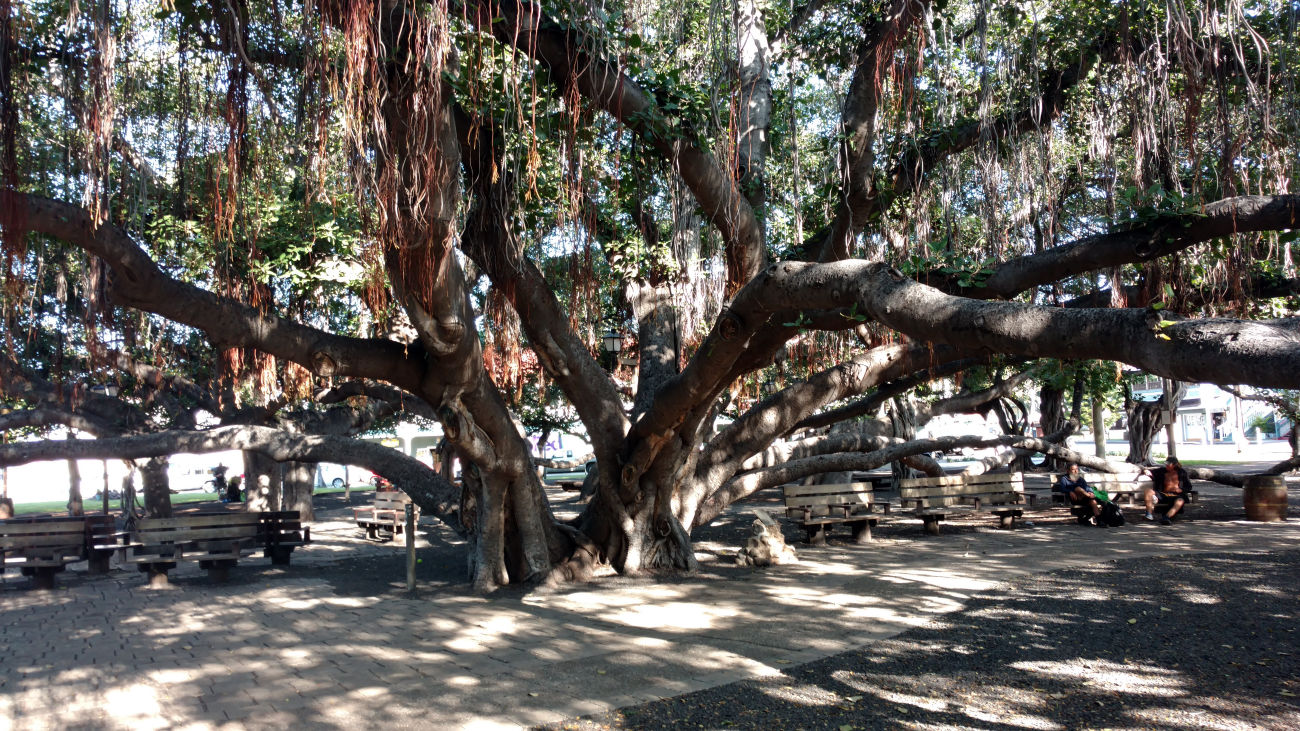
[1144, 456, 1193, 525]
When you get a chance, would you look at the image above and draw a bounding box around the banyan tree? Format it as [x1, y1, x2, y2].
[1, 0, 1298, 591]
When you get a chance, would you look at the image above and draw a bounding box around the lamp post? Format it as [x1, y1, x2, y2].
[601, 329, 623, 370]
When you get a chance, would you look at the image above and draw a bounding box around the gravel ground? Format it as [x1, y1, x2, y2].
[539, 547, 1300, 731]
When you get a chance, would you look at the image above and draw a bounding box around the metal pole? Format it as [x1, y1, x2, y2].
[404, 503, 416, 593]
[102, 460, 110, 514]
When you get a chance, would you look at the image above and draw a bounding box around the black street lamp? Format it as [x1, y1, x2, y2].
[601, 330, 623, 370]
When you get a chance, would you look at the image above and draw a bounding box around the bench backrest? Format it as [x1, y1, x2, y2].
[0, 517, 90, 556]
[1050, 473, 1153, 492]
[783, 482, 873, 517]
[372, 491, 416, 512]
[898, 472, 1024, 507]
[134, 512, 262, 546]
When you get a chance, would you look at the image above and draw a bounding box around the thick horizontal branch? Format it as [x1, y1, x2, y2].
[0, 425, 463, 529]
[749, 260, 1300, 388]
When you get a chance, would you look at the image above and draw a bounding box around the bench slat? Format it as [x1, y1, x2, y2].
[0, 522, 89, 537]
[898, 473, 1023, 488]
[785, 493, 874, 507]
[135, 525, 260, 543]
[781, 482, 873, 498]
[0, 533, 86, 550]
[899, 483, 1023, 499]
[136, 514, 261, 530]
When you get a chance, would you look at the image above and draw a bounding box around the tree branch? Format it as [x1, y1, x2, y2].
[745, 260, 1300, 388]
[458, 0, 765, 290]
[0, 425, 464, 529]
[13, 194, 427, 391]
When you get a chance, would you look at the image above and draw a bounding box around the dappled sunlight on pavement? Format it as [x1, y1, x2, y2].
[4, 502, 1300, 729]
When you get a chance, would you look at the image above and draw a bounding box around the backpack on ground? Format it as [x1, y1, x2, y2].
[1099, 500, 1125, 527]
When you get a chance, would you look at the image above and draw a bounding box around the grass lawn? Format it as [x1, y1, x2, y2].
[10, 484, 378, 516]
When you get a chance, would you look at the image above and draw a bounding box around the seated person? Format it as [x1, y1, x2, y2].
[1144, 456, 1192, 525]
[1056, 463, 1100, 524]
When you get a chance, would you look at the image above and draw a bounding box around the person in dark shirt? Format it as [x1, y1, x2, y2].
[1056, 463, 1101, 524]
[1144, 456, 1192, 525]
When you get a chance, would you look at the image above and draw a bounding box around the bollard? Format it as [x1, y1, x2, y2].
[405, 503, 416, 593]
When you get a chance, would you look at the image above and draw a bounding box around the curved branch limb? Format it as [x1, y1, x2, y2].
[821, 0, 928, 261]
[0, 407, 119, 437]
[963, 195, 1300, 299]
[14, 194, 427, 390]
[793, 356, 1006, 432]
[0, 351, 149, 433]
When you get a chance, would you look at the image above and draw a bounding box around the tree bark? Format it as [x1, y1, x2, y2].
[1092, 395, 1107, 457]
[281, 460, 314, 520]
[66, 432, 83, 516]
[140, 456, 173, 518]
[1039, 384, 1066, 472]
[244, 451, 281, 512]
[1126, 382, 1186, 464]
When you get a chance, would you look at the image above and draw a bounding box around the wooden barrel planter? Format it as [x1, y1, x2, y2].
[1243, 475, 1288, 522]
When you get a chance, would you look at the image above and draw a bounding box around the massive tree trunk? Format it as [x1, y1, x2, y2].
[140, 456, 173, 518]
[244, 451, 280, 512]
[1038, 384, 1066, 472]
[1126, 382, 1186, 464]
[889, 397, 919, 485]
[281, 460, 315, 521]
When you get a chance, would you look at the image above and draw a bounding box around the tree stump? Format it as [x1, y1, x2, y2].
[736, 512, 797, 566]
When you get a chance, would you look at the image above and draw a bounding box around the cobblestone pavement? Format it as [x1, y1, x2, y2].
[3, 485, 1299, 730]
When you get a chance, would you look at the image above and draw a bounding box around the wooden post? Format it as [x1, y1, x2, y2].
[404, 503, 416, 593]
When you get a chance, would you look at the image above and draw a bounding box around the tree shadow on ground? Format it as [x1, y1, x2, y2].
[541, 550, 1300, 730]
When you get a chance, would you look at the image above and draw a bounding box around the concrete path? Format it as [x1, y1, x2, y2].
[3, 498, 1300, 730]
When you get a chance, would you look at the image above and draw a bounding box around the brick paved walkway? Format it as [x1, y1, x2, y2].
[4, 490, 1300, 730]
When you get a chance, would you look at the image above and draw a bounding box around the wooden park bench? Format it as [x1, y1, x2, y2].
[782, 482, 885, 544]
[1, 515, 114, 589]
[898, 472, 1027, 535]
[258, 510, 311, 565]
[1047, 472, 1195, 520]
[354, 490, 420, 543]
[126, 512, 263, 584]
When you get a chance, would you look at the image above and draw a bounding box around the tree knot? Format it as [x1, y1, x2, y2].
[718, 310, 744, 341]
[310, 350, 338, 376]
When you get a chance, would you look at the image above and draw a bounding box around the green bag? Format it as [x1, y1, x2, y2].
[1090, 486, 1110, 502]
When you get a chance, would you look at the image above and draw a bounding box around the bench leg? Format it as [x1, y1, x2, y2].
[88, 551, 112, 574]
[923, 517, 941, 536]
[31, 568, 57, 590]
[269, 546, 293, 566]
[805, 524, 828, 545]
[850, 520, 874, 544]
[141, 563, 171, 589]
[200, 559, 237, 582]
